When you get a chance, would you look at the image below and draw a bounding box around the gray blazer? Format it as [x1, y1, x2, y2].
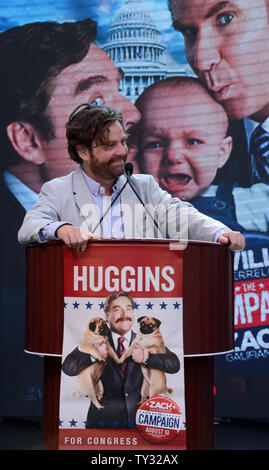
[18, 166, 228, 244]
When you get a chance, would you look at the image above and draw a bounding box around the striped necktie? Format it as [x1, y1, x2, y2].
[250, 124, 269, 183]
[117, 336, 127, 372]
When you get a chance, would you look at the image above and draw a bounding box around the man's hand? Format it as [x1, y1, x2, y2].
[218, 231, 245, 251]
[56, 224, 99, 251]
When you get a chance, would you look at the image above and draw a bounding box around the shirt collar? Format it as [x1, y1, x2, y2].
[3, 170, 38, 211]
[111, 328, 132, 350]
[81, 167, 119, 196]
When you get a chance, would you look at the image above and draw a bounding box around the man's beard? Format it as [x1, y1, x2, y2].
[90, 155, 127, 180]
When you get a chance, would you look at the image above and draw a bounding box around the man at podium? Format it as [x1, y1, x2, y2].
[18, 103, 245, 252]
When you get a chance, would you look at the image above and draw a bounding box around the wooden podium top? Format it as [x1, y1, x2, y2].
[24, 239, 234, 357]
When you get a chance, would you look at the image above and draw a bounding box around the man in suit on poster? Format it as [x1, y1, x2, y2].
[62, 291, 180, 429]
[168, 0, 269, 195]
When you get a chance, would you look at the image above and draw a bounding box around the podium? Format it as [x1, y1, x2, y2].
[24, 239, 234, 450]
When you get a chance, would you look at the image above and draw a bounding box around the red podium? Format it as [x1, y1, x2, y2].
[24, 239, 234, 450]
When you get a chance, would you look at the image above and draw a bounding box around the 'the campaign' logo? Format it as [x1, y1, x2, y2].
[136, 396, 182, 444]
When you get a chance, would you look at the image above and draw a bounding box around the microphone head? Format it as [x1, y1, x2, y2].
[125, 162, 133, 176]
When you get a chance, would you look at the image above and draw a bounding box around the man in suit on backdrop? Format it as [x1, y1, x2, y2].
[0, 18, 140, 207]
[167, 0, 269, 415]
[168, 0, 269, 191]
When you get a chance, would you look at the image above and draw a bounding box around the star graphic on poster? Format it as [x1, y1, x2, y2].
[64, 302, 68, 309]
[98, 420, 105, 427]
[69, 418, 77, 427]
[73, 301, 80, 309]
[84, 420, 91, 427]
[112, 420, 119, 428]
[99, 301, 105, 309]
[86, 301, 93, 309]
[127, 420, 135, 428]
[259, 283, 264, 288]
[235, 286, 241, 292]
[160, 302, 167, 309]
[146, 302, 154, 310]
[134, 302, 139, 309]
[59, 419, 63, 427]
[173, 301, 180, 309]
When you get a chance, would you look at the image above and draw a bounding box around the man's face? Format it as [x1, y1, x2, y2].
[169, 0, 269, 121]
[105, 296, 134, 336]
[39, 43, 140, 181]
[81, 120, 128, 183]
[137, 84, 231, 200]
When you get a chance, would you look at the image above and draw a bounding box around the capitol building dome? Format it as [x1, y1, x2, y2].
[112, 0, 157, 29]
[103, 0, 185, 103]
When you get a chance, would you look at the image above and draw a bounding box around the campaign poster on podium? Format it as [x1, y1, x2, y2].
[58, 242, 186, 450]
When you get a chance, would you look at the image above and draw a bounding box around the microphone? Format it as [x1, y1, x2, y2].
[125, 162, 166, 238]
[125, 162, 133, 176]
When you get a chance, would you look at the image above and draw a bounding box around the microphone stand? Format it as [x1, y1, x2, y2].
[125, 167, 166, 239]
[92, 178, 129, 234]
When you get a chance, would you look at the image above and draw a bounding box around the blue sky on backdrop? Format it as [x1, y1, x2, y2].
[0, 0, 186, 64]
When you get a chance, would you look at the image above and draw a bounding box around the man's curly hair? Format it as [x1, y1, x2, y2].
[65, 103, 123, 164]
